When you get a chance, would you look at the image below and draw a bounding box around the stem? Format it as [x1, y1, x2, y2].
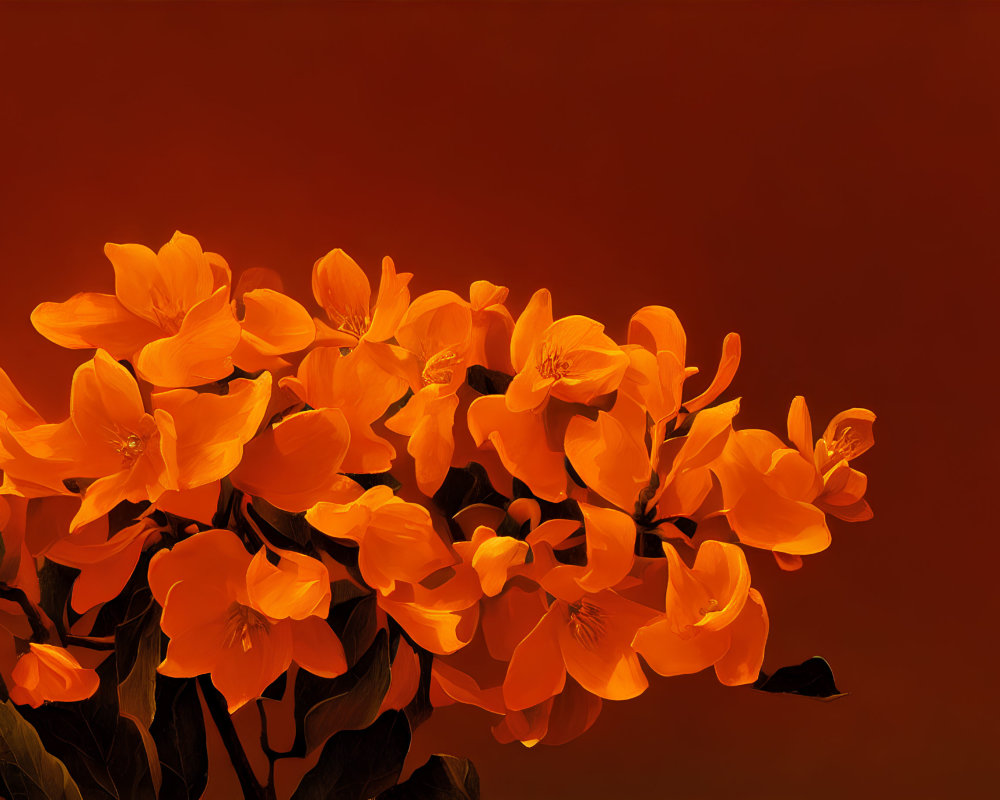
[63, 634, 116, 650]
[256, 700, 277, 800]
[0, 584, 51, 643]
[198, 675, 266, 800]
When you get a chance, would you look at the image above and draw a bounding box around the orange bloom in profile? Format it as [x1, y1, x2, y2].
[787, 396, 876, 522]
[632, 540, 768, 686]
[467, 280, 515, 373]
[149, 530, 346, 713]
[711, 397, 876, 556]
[306, 486, 456, 596]
[625, 305, 741, 425]
[31, 231, 242, 388]
[0, 368, 76, 498]
[311, 249, 412, 347]
[9, 643, 100, 707]
[506, 289, 629, 413]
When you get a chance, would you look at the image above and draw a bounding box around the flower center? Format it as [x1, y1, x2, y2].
[110, 430, 147, 466]
[334, 310, 370, 339]
[422, 350, 460, 385]
[698, 598, 719, 617]
[537, 344, 571, 380]
[826, 426, 861, 463]
[568, 599, 605, 650]
[149, 289, 187, 334]
[223, 603, 271, 653]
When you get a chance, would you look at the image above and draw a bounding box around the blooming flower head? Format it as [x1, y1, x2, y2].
[9, 643, 100, 707]
[506, 289, 629, 412]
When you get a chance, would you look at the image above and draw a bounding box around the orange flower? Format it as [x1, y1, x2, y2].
[230, 407, 356, 512]
[306, 486, 456, 596]
[31, 231, 242, 387]
[632, 540, 768, 686]
[279, 343, 408, 474]
[711, 397, 876, 555]
[506, 289, 629, 413]
[626, 305, 741, 424]
[8, 350, 271, 530]
[0, 368, 76, 498]
[44, 516, 161, 613]
[787, 396, 876, 521]
[501, 504, 653, 708]
[468, 280, 515, 373]
[230, 267, 316, 373]
[467, 395, 568, 502]
[367, 290, 474, 494]
[311, 249, 411, 347]
[9, 643, 100, 707]
[492, 677, 602, 748]
[564, 395, 740, 520]
[149, 529, 346, 713]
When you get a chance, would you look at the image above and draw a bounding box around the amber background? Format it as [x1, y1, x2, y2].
[1, 1, 997, 798]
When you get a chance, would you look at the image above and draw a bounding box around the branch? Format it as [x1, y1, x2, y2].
[198, 675, 267, 800]
[0, 583, 51, 643]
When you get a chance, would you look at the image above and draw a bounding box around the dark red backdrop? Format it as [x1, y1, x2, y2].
[1, 2, 996, 798]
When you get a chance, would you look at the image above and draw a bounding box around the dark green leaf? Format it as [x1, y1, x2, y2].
[36, 561, 78, 638]
[247, 497, 313, 549]
[754, 657, 845, 700]
[433, 463, 507, 521]
[295, 630, 391, 754]
[291, 710, 410, 800]
[0, 700, 83, 800]
[115, 594, 162, 796]
[378, 755, 480, 800]
[343, 472, 402, 492]
[402, 648, 433, 732]
[464, 365, 512, 396]
[150, 677, 208, 800]
[333, 593, 378, 667]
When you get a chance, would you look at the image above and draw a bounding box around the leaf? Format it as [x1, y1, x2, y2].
[115, 594, 162, 796]
[333, 593, 377, 667]
[36, 560, 78, 637]
[20, 624, 156, 800]
[294, 630, 391, 754]
[342, 472, 402, 492]
[246, 497, 312, 549]
[753, 657, 846, 700]
[290, 710, 410, 800]
[433, 463, 507, 521]
[402, 647, 433, 732]
[150, 677, 208, 800]
[464, 365, 513, 396]
[378, 755, 480, 800]
[0, 700, 83, 800]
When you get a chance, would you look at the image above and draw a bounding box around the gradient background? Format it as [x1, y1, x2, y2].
[1, 2, 997, 798]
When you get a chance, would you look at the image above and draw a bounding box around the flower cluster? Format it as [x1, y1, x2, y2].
[0, 232, 875, 797]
